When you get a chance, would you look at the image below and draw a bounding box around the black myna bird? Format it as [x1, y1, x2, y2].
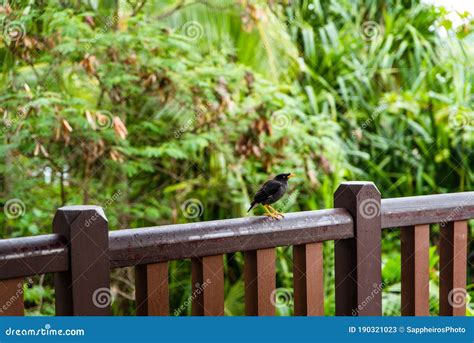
[247, 173, 296, 219]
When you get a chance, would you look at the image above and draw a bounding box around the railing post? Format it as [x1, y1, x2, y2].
[334, 182, 382, 316]
[53, 205, 111, 315]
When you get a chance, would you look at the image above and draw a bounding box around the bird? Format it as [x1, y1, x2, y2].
[247, 173, 295, 219]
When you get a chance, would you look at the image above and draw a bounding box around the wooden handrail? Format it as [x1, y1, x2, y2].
[1, 191, 473, 278]
[381, 192, 474, 228]
[0, 234, 69, 280]
[108, 208, 353, 268]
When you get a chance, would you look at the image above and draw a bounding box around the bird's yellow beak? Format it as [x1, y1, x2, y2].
[288, 173, 296, 178]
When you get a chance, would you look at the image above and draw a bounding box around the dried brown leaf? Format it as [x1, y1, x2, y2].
[34, 142, 40, 156]
[62, 119, 73, 132]
[39, 144, 49, 157]
[85, 110, 96, 129]
[113, 116, 128, 140]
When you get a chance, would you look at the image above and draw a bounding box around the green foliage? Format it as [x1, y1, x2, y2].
[0, 0, 472, 315]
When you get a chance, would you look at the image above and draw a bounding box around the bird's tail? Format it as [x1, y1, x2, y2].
[247, 202, 256, 213]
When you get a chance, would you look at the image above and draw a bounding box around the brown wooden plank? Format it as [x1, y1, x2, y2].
[53, 206, 111, 315]
[382, 192, 474, 228]
[334, 182, 382, 316]
[244, 248, 275, 316]
[0, 278, 24, 316]
[293, 243, 324, 316]
[191, 255, 224, 316]
[0, 234, 69, 280]
[135, 263, 169, 316]
[439, 220, 468, 316]
[401, 225, 430, 316]
[108, 209, 354, 268]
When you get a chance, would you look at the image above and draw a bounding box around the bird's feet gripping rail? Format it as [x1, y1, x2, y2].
[263, 205, 284, 220]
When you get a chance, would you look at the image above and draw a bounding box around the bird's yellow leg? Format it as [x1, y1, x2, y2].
[268, 205, 284, 217]
[263, 205, 278, 218]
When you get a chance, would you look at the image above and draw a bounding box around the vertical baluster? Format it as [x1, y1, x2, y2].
[401, 225, 430, 315]
[191, 255, 224, 316]
[0, 278, 24, 316]
[293, 243, 324, 316]
[244, 248, 275, 316]
[135, 262, 169, 316]
[439, 220, 468, 316]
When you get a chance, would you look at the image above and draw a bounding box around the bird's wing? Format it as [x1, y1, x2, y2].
[252, 180, 281, 203]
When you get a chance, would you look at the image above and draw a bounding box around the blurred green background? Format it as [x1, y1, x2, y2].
[0, 0, 473, 316]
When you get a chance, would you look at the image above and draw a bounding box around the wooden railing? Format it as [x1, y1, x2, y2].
[0, 182, 472, 316]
